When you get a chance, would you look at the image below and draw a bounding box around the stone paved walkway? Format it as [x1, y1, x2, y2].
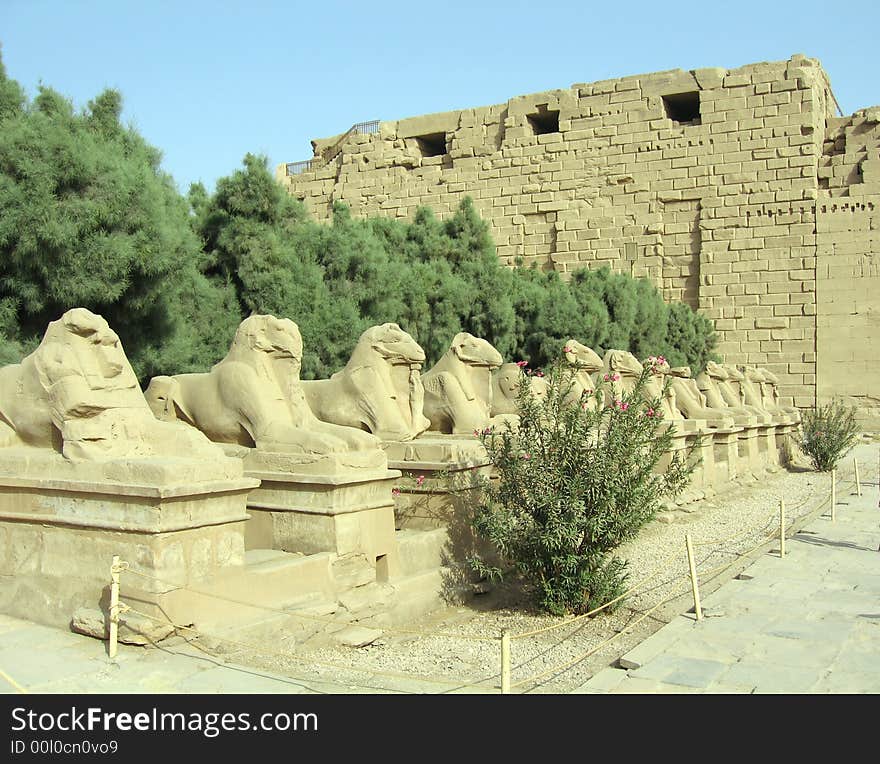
[573, 457, 880, 694]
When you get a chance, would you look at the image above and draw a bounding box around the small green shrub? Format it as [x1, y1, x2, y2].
[799, 399, 860, 472]
[468, 357, 697, 615]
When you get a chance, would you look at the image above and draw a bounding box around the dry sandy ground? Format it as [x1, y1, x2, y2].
[196, 440, 874, 694]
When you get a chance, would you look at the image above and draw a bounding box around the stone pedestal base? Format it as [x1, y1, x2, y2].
[236, 448, 402, 579]
[712, 427, 743, 487]
[655, 426, 688, 472]
[383, 435, 495, 575]
[382, 433, 488, 466]
[686, 428, 716, 493]
[0, 450, 257, 630]
[737, 425, 763, 478]
[383, 435, 491, 531]
[757, 424, 780, 471]
[775, 422, 797, 465]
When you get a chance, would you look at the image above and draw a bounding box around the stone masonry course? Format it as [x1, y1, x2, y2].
[278, 55, 880, 428]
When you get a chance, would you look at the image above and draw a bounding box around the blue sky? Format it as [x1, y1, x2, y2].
[3, 0, 878, 195]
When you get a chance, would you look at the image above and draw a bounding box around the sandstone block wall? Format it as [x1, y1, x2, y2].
[277, 55, 880, 428]
[816, 107, 880, 426]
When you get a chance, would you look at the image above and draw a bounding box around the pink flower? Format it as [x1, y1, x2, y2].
[482, 427, 493, 436]
[416, 475, 425, 487]
[516, 360, 528, 368]
[621, 402, 629, 411]
[563, 346, 572, 353]
[647, 408, 654, 416]
[612, 373, 621, 382]
[603, 373, 610, 382]
[535, 370, 544, 377]
[581, 402, 589, 410]
[392, 488, 401, 497]
[522, 453, 531, 460]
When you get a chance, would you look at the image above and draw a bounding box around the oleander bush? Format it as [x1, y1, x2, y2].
[799, 399, 860, 472]
[468, 356, 697, 615]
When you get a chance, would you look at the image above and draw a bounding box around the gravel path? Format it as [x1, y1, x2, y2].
[207, 439, 876, 694]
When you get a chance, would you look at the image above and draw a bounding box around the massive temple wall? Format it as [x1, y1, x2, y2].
[278, 55, 880, 427]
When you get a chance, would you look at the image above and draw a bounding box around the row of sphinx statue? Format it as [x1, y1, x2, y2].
[0, 308, 799, 465]
[556, 341, 800, 429]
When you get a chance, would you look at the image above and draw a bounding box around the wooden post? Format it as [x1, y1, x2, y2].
[779, 499, 786, 558]
[501, 631, 511, 694]
[109, 555, 120, 659]
[854, 457, 862, 497]
[831, 469, 836, 522]
[685, 534, 702, 621]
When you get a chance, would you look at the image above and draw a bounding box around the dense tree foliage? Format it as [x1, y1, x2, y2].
[0, 53, 238, 377]
[190, 154, 718, 379]
[0, 54, 717, 385]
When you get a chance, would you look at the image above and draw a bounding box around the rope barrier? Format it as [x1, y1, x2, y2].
[511, 468, 866, 691]
[120, 567, 498, 643]
[506, 564, 693, 683]
[0, 665, 28, 693]
[695, 490, 835, 582]
[692, 508, 778, 547]
[121, 605, 498, 692]
[511, 579, 692, 690]
[509, 547, 681, 640]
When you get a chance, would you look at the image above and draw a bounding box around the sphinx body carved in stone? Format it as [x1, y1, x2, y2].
[741, 365, 795, 424]
[598, 350, 684, 428]
[736, 365, 777, 420]
[421, 333, 507, 434]
[694, 361, 760, 423]
[560, 339, 603, 409]
[0, 308, 222, 463]
[491, 363, 549, 416]
[641, 356, 683, 421]
[669, 367, 736, 428]
[722, 364, 772, 423]
[145, 315, 380, 457]
[598, 349, 644, 406]
[301, 323, 431, 442]
[756, 367, 801, 423]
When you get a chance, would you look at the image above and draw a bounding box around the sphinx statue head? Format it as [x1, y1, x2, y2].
[0, 308, 224, 463]
[361, 323, 426, 366]
[491, 363, 549, 415]
[421, 332, 507, 434]
[300, 322, 431, 442]
[705, 361, 729, 380]
[603, 349, 644, 378]
[562, 340, 603, 373]
[146, 314, 382, 463]
[559, 340, 603, 407]
[450, 332, 504, 369]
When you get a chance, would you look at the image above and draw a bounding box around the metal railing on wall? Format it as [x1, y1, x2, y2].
[285, 119, 380, 176]
[285, 159, 319, 176]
